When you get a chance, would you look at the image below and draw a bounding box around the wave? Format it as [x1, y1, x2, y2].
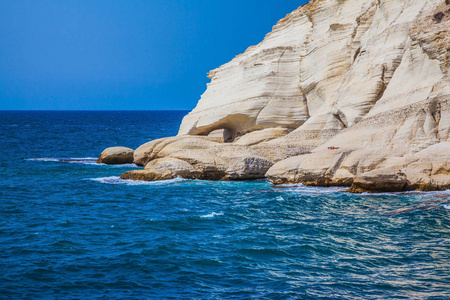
[276, 196, 285, 201]
[26, 157, 60, 162]
[27, 157, 96, 163]
[95, 163, 138, 168]
[89, 176, 187, 186]
[274, 184, 450, 197]
[26, 157, 138, 167]
[276, 184, 345, 195]
[200, 212, 224, 218]
[272, 183, 305, 188]
[360, 190, 450, 197]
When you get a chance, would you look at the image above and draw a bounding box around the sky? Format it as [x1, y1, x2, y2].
[0, 0, 307, 110]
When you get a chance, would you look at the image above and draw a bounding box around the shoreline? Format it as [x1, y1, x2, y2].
[97, 0, 450, 194]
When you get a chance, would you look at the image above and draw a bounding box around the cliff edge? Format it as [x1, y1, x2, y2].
[108, 0, 450, 192]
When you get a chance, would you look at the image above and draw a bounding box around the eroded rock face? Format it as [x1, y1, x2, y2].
[121, 157, 200, 181]
[267, 99, 450, 192]
[124, 135, 275, 181]
[117, 0, 449, 191]
[348, 170, 408, 193]
[97, 147, 134, 165]
[133, 136, 222, 167]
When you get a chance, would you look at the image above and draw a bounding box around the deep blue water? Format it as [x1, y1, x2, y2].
[1, 111, 450, 299]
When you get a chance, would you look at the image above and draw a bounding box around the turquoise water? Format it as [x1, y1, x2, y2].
[1, 111, 450, 299]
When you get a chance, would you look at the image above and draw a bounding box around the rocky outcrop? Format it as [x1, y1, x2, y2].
[110, 0, 449, 191]
[97, 147, 134, 165]
[263, 0, 450, 192]
[347, 170, 408, 193]
[126, 135, 274, 181]
[121, 157, 200, 181]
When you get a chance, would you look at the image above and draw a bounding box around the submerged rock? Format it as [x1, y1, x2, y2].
[97, 147, 134, 165]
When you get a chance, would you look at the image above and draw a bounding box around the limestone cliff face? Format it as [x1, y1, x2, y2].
[179, 0, 448, 139]
[264, 0, 450, 191]
[115, 0, 450, 192]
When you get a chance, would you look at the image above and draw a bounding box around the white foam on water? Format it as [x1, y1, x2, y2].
[271, 182, 345, 195]
[200, 212, 224, 219]
[90, 176, 123, 184]
[27, 157, 97, 162]
[65, 158, 98, 165]
[442, 205, 450, 210]
[26, 158, 60, 162]
[276, 196, 285, 201]
[436, 190, 450, 196]
[275, 184, 450, 197]
[275, 183, 305, 188]
[288, 185, 344, 195]
[27, 157, 138, 167]
[360, 190, 450, 197]
[89, 176, 187, 186]
[95, 163, 138, 168]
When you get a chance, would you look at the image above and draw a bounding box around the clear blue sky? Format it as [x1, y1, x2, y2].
[0, 0, 307, 110]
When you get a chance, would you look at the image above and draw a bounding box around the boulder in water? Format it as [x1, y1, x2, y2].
[97, 147, 134, 165]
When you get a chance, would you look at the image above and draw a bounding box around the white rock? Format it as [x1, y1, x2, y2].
[97, 147, 134, 165]
[121, 0, 450, 191]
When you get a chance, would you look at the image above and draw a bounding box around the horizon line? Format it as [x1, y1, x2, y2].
[0, 109, 191, 112]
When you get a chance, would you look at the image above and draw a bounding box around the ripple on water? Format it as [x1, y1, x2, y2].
[3, 111, 450, 299]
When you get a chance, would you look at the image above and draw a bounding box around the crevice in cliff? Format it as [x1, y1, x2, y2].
[326, 151, 351, 179]
[374, 65, 387, 104]
[333, 112, 348, 129]
[363, 39, 408, 120]
[299, 85, 311, 121]
[353, 47, 361, 63]
[426, 96, 442, 143]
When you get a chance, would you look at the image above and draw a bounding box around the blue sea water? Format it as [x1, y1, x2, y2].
[1, 110, 450, 299]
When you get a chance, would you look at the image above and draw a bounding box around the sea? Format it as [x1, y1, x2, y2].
[1, 110, 449, 299]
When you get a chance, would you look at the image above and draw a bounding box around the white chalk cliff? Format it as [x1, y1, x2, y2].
[116, 0, 450, 192]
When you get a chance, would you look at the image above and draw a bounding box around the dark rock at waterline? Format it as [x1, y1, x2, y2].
[120, 155, 273, 182]
[347, 170, 407, 193]
[120, 157, 203, 181]
[97, 147, 134, 165]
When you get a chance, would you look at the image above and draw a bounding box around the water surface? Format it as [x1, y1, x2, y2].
[1, 111, 449, 299]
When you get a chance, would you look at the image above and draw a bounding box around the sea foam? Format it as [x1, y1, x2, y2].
[200, 212, 224, 218]
[27, 158, 138, 167]
[89, 176, 187, 186]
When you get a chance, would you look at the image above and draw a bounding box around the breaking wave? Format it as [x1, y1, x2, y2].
[89, 176, 187, 186]
[26, 157, 137, 167]
[200, 212, 224, 218]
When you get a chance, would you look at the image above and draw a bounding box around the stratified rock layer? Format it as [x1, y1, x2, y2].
[128, 137, 274, 181]
[115, 0, 449, 192]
